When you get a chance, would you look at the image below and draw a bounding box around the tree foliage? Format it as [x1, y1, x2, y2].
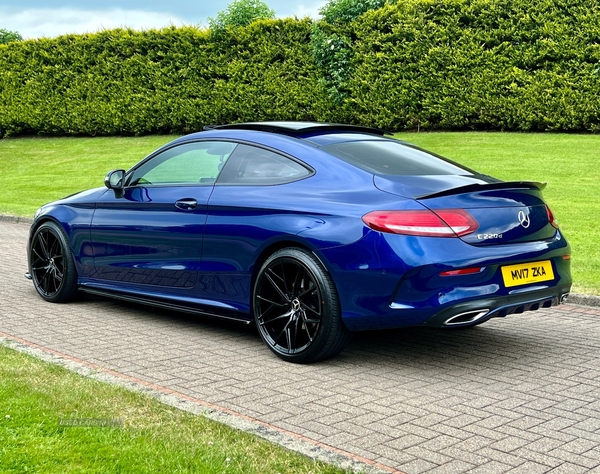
[0, 29, 22, 44]
[346, 0, 600, 131]
[208, 0, 276, 30]
[0, 22, 333, 137]
[1, 0, 600, 136]
[311, 0, 389, 104]
[319, 0, 389, 24]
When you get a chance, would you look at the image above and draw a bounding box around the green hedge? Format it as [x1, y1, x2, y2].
[0, 20, 334, 136]
[1, 0, 600, 136]
[345, 0, 600, 131]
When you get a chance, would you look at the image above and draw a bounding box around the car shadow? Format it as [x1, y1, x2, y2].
[80, 292, 553, 371]
[80, 292, 260, 337]
[338, 319, 553, 372]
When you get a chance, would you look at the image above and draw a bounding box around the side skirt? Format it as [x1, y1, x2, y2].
[79, 288, 253, 325]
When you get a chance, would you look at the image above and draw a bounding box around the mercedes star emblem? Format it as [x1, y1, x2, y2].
[518, 210, 530, 229]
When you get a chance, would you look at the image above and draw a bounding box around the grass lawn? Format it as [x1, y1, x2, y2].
[0, 136, 179, 217]
[0, 132, 597, 294]
[0, 344, 344, 474]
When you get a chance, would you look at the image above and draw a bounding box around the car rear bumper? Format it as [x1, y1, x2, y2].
[421, 284, 571, 328]
[318, 229, 572, 331]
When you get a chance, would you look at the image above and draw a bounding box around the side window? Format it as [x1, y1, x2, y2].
[128, 141, 237, 186]
[217, 144, 312, 185]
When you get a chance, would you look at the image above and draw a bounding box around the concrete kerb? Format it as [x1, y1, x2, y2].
[0, 333, 398, 474]
[0, 214, 33, 225]
[568, 293, 600, 307]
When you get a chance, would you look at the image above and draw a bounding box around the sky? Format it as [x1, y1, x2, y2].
[0, 0, 327, 39]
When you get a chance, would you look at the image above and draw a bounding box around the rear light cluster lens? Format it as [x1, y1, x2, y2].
[546, 205, 560, 229]
[440, 267, 483, 277]
[362, 209, 479, 237]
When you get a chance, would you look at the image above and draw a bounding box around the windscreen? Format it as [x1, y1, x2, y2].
[321, 140, 475, 176]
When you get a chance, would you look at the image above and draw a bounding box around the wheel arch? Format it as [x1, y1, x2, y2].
[28, 215, 68, 256]
[29, 204, 86, 243]
[30, 215, 65, 235]
[249, 238, 335, 305]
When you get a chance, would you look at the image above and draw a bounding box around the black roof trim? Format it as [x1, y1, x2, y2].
[203, 121, 388, 137]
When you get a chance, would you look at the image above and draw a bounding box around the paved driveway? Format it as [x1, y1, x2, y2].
[2, 220, 600, 473]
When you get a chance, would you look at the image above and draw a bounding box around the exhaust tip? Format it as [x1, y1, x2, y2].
[560, 293, 569, 304]
[444, 309, 490, 326]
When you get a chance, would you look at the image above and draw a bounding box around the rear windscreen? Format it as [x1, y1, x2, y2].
[321, 140, 475, 176]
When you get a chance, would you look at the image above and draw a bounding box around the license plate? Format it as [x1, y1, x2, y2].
[501, 260, 554, 288]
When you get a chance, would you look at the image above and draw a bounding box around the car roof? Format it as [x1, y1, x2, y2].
[203, 121, 388, 139]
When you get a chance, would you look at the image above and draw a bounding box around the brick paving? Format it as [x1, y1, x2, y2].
[2, 220, 600, 473]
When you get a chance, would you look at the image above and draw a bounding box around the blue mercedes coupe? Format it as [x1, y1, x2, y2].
[27, 122, 572, 363]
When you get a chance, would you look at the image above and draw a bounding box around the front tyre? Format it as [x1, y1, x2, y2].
[30, 221, 78, 303]
[253, 248, 351, 363]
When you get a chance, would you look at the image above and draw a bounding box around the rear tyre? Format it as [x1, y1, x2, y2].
[253, 248, 352, 363]
[30, 221, 78, 303]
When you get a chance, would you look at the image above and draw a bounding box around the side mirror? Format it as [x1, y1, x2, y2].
[104, 169, 125, 198]
[104, 169, 125, 190]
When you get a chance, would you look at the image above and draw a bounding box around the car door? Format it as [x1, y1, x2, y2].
[89, 140, 237, 289]
[198, 143, 314, 310]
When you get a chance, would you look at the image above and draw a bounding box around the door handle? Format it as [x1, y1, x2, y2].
[175, 199, 198, 210]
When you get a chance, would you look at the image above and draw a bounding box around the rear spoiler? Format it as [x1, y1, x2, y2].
[415, 181, 547, 200]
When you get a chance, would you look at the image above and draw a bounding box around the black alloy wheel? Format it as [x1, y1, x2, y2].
[30, 221, 78, 303]
[253, 248, 351, 363]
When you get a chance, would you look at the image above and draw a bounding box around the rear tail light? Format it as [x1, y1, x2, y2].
[362, 209, 479, 237]
[546, 205, 560, 229]
[440, 267, 483, 277]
